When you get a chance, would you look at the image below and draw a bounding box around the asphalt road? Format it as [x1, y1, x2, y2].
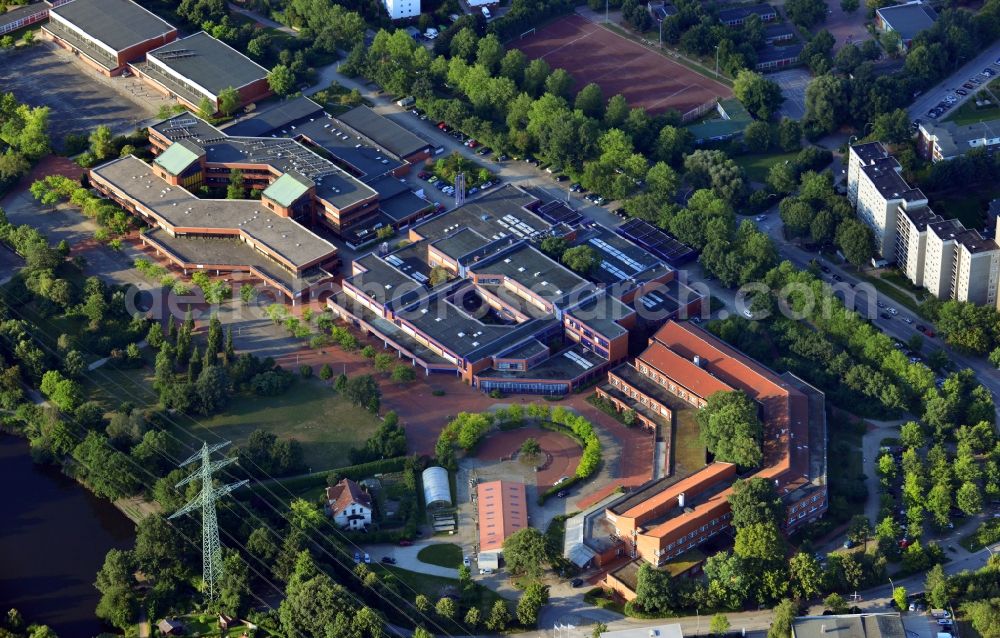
[908, 40, 1000, 121]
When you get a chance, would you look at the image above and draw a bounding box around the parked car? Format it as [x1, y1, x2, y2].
[398, 539, 413, 546]
[354, 551, 361, 563]
[557, 490, 569, 498]
[381, 556, 397, 565]
[571, 578, 584, 588]
[463, 556, 471, 567]
[555, 476, 571, 485]
[569, 182, 583, 192]
[957, 89, 969, 96]
[364, 553, 371, 564]
[479, 568, 493, 575]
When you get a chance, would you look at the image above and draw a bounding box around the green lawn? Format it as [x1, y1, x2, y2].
[735, 151, 801, 183]
[944, 92, 1000, 125]
[932, 191, 993, 230]
[855, 271, 930, 319]
[671, 403, 706, 478]
[959, 519, 1000, 552]
[83, 360, 159, 410]
[185, 380, 381, 471]
[417, 543, 463, 568]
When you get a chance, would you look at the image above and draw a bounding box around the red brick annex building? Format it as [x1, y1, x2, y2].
[43, 0, 270, 115]
[592, 321, 829, 600]
[42, 0, 177, 76]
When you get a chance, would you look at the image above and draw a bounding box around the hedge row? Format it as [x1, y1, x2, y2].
[240, 456, 409, 497]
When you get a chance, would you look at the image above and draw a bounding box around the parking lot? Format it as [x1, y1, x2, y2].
[770, 68, 810, 120]
[922, 63, 999, 122]
[0, 43, 163, 147]
[909, 39, 1000, 120]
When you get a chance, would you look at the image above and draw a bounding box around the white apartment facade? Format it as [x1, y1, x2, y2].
[384, 0, 420, 19]
[847, 143, 927, 261]
[862, 141, 1000, 307]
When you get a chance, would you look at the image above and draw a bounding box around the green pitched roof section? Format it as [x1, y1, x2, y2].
[717, 98, 752, 123]
[686, 98, 753, 142]
[153, 140, 203, 176]
[263, 171, 313, 207]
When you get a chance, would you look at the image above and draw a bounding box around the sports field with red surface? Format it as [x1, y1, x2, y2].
[515, 14, 731, 116]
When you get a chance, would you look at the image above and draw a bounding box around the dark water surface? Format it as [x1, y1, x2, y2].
[0, 434, 135, 637]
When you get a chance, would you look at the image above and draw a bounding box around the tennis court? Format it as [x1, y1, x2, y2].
[515, 14, 731, 117]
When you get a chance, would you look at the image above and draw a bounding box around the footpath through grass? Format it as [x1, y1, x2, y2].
[416, 542, 464, 568]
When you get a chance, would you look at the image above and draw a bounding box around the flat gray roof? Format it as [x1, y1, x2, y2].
[148, 31, 268, 96]
[472, 243, 589, 304]
[92, 156, 336, 269]
[153, 113, 377, 211]
[144, 228, 329, 291]
[851, 141, 889, 164]
[0, 3, 47, 30]
[861, 156, 925, 202]
[792, 614, 905, 638]
[51, 0, 174, 53]
[877, 2, 937, 40]
[566, 292, 631, 338]
[222, 96, 325, 137]
[431, 228, 491, 260]
[413, 185, 547, 242]
[334, 106, 431, 159]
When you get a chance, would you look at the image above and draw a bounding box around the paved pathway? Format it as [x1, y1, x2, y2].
[227, 2, 297, 36]
[357, 539, 460, 578]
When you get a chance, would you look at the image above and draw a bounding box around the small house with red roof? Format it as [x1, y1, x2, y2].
[326, 479, 373, 531]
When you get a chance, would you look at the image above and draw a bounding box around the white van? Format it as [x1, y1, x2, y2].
[424, 27, 439, 39]
[481, 6, 491, 19]
[396, 96, 415, 108]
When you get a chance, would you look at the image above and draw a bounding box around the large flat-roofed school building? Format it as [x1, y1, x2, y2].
[43, 0, 177, 75]
[328, 183, 704, 393]
[131, 31, 272, 115]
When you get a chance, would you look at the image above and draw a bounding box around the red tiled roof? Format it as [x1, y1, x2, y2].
[477, 480, 527, 553]
[619, 461, 736, 523]
[649, 321, 810, 481]
[638, 342, 734, 398]
[326, 479, 372, 514]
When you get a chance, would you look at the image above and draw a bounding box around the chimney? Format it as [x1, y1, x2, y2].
[678, 492, 685, 508]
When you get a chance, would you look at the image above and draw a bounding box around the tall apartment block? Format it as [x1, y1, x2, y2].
[846, 142, 927, 261]
[851, 142, 1000, 307]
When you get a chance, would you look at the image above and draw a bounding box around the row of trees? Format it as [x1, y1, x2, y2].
[0, 91, 50, 195]
[777, 169, 877, 268]
[803, 0, 1000, 137]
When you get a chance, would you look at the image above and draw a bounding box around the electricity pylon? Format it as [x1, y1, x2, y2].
[169, 441, 247, 600]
